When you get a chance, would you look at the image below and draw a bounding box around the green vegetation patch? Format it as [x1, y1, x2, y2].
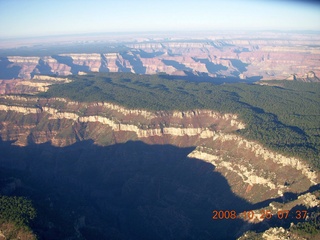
[0, 195, 37, 239]
[0, 195, 36, 227]
[38, 73, 320, 168]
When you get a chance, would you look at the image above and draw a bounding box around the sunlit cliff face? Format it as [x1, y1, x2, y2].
[0, 67, 319, 239]
[1, 35, 320, 81]
[0, 94, 318, 207]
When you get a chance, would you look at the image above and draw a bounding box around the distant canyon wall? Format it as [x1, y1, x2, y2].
[1, 39, 320, 81]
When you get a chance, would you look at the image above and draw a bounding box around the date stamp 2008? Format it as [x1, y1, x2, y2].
[212, 209, 308, 220]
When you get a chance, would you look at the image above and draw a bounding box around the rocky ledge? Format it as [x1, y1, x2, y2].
[0, 95, 318, 208]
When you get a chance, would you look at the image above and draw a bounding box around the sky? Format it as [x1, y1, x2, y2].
[0, 0, 320, 38]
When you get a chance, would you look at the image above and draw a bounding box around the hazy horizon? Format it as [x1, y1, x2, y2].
[1, 0, 320, 39]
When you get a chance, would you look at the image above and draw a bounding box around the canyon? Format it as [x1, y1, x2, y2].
[1, 32, 320, 82]
[0, 31, 319, 238]
[0, 75, 319, 239]
[0, 94, 318, 204]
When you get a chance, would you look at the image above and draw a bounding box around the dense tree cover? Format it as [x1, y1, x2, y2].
[38, 73, 320, 168]
[289, 206, 320, 239]
[0, 195, 36, 227]
[0, 195, 37, 239]
[292, 213, 320, 237]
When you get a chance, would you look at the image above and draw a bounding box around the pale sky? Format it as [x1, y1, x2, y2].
[0, 0, 320, 38]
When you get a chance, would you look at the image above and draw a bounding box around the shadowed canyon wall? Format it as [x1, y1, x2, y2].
[1, 36, 320, 81]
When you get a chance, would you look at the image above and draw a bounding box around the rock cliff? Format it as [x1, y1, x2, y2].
[1, 35, 319, 81]
[0, 95, 318, 207]
[0, 75, 70, 94]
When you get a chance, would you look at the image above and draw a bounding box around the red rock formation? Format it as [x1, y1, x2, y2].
[1, 33, 319, 81]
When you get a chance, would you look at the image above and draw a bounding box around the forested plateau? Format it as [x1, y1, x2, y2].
[0, 73, 319, 239]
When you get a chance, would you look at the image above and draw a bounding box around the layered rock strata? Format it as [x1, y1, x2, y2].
[0, 95, 318, 207]
[1, 36, 319, 81]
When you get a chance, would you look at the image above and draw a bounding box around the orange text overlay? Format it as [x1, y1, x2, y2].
[212, 210, 308, 220]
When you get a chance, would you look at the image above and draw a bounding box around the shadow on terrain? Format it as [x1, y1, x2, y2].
[138, 50, 165, 58]
[116, 60, 132, 73]
[228, 59, 249, 73]
[0, 138, 255, 240]
[252, 184, 320, 210]
[162, 60, 193, 72]
[194, 58, 228, 74]
[233, 48, 250, 53]
[99, 53, 110, 72]
[121, 51, 146, 74]
[52, 55, 90, 74]
[159, 73, 262, 84]
[31, 59, 52, 78]
[250, 184, 320, 234]
[0, 137, 317, 239]
[0, 57, 22, 79]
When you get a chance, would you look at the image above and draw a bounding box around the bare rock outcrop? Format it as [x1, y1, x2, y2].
[0, 96, 318, 205]
[2, 34, 319, 81]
